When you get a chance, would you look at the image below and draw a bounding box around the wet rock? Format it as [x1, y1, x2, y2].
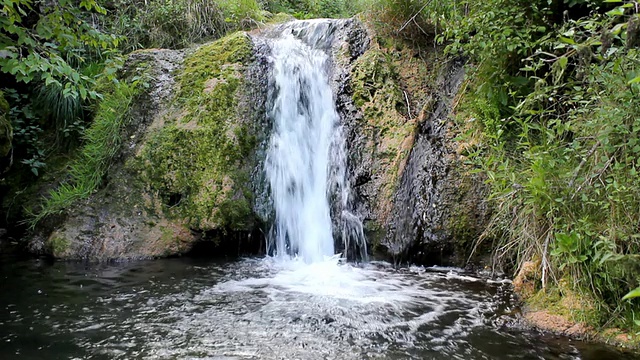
[341, 25, 491, 266]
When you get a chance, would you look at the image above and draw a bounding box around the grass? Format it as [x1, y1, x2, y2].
[29, 80, 137, 227]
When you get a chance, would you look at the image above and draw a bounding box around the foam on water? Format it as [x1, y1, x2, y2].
[213, 257, 427, 306]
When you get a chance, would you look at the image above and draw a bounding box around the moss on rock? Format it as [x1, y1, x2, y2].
[350, 45, 418, 224]
[135, 32, 257, 231]
[266, 12, 295, 24]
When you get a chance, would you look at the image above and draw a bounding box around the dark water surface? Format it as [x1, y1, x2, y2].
[0, 255, 638, 360]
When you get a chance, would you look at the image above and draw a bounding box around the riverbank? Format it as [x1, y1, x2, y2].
[513, 261, 640, 350]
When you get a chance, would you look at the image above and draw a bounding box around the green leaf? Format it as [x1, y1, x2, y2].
[558, 57, 568, 69]
[629, 76, 640, 85]
[611, 23, 627, 35]
[607, 7, 625, 16]
[559, 37, 575, 45]
[622, 287, 640, 301]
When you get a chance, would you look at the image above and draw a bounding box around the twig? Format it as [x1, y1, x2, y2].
[541, 231, 551, 290]
[403, 91, 412, 118]
[568, 140, 600, 189]
[398, 0, 434, 33]
[411, 18, 429, 36]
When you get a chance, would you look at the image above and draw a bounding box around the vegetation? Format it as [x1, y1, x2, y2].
[28, 79, 138, 227]
[364, 0, 640, 332]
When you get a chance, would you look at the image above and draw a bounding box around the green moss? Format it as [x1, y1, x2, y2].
[265, 12, 295, 24]
[351, 47, 418, 222]
[49, 235, 70, 257]
[528, 279, 602, 327]
[271, 12, 295, 23]
[446, 169, 476, 251]
[0, 90, 9, 114]
[136, 31, 257, 231]
[177, 32, 253, 100]
[160, 226, 175, 246]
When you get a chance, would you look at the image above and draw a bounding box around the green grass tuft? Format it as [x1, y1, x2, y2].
[29, 81, 137, 227]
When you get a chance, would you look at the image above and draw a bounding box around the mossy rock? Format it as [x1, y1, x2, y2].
[32, 32, 262, 260]
[350, 45, 418, 226]
[134, 32, 258, 231]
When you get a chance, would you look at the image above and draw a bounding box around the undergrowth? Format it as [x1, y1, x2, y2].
[28, 79, 138, 227]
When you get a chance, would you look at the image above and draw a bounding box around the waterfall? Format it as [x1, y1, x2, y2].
[263, 20, 366, 263]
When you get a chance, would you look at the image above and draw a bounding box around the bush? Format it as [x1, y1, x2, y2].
[440, 0, 640, 328]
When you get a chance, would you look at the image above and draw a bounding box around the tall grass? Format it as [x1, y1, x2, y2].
[29, 81, 136, 227]
[33, 82, 84, 144]
[106, 0, 371, 52]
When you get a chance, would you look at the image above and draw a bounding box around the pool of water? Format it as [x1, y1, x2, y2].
[0, 255, 637, 359]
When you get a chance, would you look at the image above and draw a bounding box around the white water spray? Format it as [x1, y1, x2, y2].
[264, 20, 365, 262]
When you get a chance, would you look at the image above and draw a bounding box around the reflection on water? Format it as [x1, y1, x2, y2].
[0, 255, 637, 359]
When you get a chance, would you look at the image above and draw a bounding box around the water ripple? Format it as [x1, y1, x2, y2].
[0, 256, 637, 360]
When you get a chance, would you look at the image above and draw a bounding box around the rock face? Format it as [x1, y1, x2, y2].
[42, 34, 267, 260]
[380, 60, 491, 266]
[339, 24, 492, 266]
[33, 17, 490, 263]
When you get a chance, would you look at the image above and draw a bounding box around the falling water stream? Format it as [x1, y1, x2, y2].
[1, 20, 639, 360]
[264, 19, 366, 262]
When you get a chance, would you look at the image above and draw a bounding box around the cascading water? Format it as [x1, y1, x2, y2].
[264, 20, 366, 262]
